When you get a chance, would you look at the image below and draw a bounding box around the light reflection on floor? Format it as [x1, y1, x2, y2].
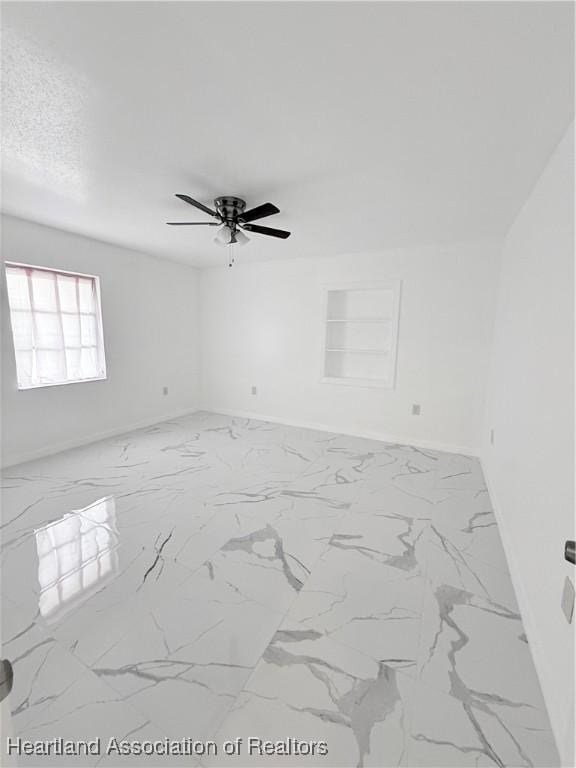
[36, 496, 118, 622]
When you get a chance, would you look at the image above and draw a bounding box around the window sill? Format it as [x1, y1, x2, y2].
[17, 375, 108, 391]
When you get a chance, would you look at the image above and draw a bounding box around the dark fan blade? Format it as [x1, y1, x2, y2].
[242, 223, 291, 239]
[175, 194, 218, 218]
[239, 203, 280, 223]
[166, 222, 219, 226]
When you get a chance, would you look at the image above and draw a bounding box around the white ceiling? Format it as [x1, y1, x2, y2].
[2, 1, 573, 267]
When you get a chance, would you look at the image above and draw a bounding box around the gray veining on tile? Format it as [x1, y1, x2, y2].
[203, 622, 415, 767]
[1, 411, 559, 767]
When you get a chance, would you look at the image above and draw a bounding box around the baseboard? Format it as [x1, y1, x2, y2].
[2, 404, 475, 468]
[203, 405, 477, 457]
[1, 407, 201, 469]
[481, 456, 566, 766]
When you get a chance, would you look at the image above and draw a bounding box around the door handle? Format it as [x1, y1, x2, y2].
[0, 659, 13, 703]
[565, 541, 575, 565]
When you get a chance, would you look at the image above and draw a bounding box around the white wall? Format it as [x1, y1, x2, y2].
[482, 126, 574, 765]
[1, 216, 201, 467]
[200, 242, 501, 455]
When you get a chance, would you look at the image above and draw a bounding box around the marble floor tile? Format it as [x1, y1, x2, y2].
[1, 412, 559, 767]
[47, 555, 196, 668]
[285, 548, 425, 675]
[7, 670, 150, 767]
[329, 507, 430, 576]
[426, 528, 518, 610]
[3, 604, 91, 734]
[204, 622, 415, 767]
[350, 483, 436, 521]
[191, 487, 347, 615]
[433, 453, 488, 492]
[430, 486, 495, 531]
[203, 536, 315, 616]
[404, 677, 559, 768]
[90, 571, 284, 743]
[428, 519, 510, 575]
[360, 445, 455, 507]
[417, 581, 549, 724]
[95, 720, 203, 767]
[285, 453, 373, 506]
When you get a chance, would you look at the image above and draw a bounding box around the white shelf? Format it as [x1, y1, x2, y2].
[326, 318, 390, 324]
[321, 376, 391, 388]
[321, 282, 401, 388]
[325, 348, 390, 355]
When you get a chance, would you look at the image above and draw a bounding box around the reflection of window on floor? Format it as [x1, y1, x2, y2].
[36, 496, 118, 620]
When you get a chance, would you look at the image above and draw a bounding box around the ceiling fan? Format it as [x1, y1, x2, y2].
[166, 194, 291, 246]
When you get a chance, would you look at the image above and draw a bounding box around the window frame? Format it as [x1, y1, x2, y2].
[5, 261, 107, 390]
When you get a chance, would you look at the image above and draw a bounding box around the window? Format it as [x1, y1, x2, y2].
[5, 262, 106, 389]
[321, 281, 401, 388]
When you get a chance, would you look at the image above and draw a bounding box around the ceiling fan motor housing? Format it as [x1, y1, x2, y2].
[214, 196, 246, 227]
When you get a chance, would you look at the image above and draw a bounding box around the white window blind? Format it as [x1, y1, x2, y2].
[5, 263, 107, 389]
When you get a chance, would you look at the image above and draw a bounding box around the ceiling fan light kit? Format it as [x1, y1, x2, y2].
[166, 194, 291, 267]
[214, 225, 249, 247]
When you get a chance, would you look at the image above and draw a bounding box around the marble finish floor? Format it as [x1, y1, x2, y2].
[1, 412, 558, 767]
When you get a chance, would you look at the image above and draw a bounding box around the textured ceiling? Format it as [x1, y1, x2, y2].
[2, 1, 573, 267]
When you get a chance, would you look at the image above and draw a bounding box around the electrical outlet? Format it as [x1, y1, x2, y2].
[411, 404, 421, 416]
[251, 386, 257, 396]
[163, 386, 168, 396]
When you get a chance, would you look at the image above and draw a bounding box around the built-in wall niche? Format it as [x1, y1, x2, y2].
[321, 282, 401, 388]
